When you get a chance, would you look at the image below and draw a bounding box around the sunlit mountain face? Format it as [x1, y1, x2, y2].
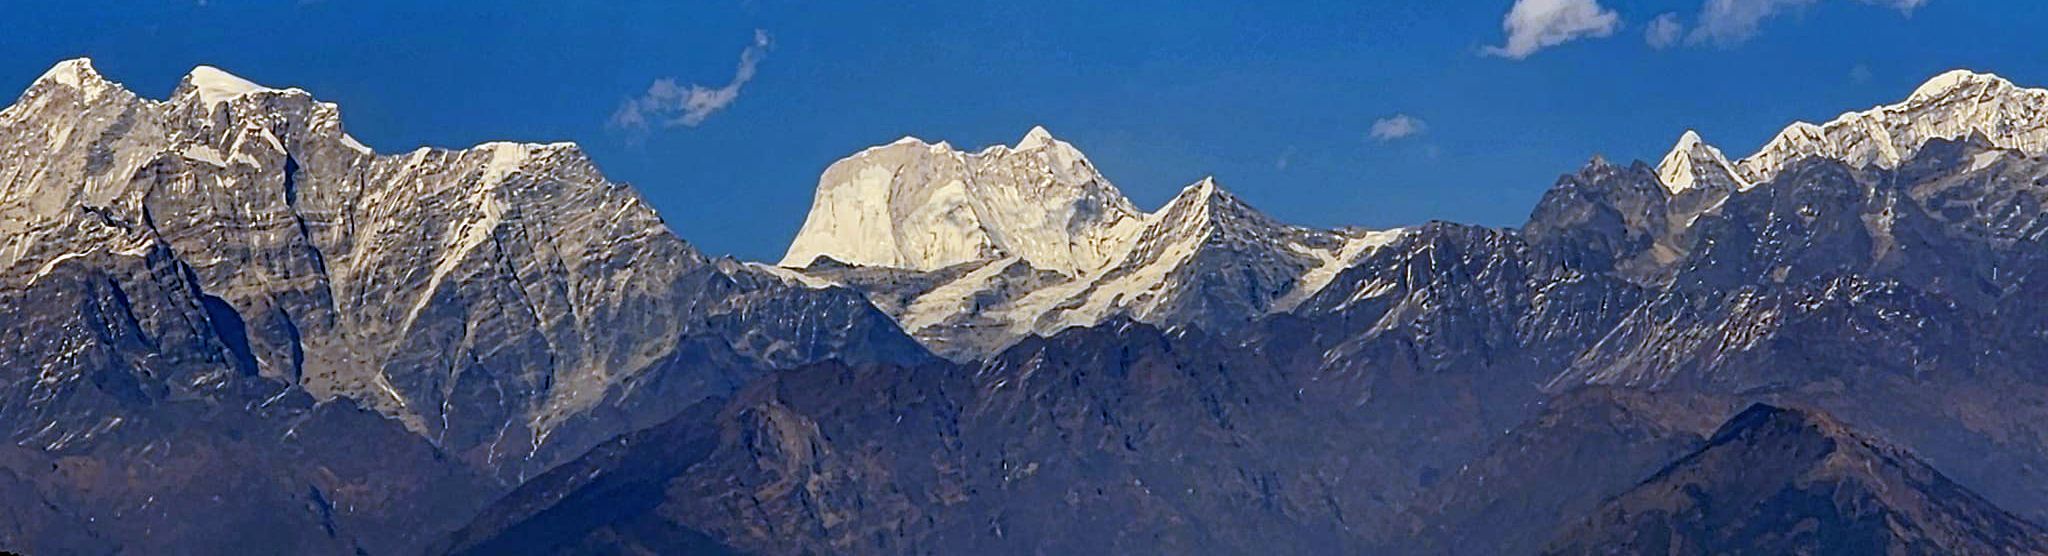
[7, 3, 2048, 554]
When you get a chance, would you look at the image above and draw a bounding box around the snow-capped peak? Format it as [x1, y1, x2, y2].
[780, 134, 1386, 357]
[1018, 125, 1058, 149]
[1656, 130, 1748, 194]
[33, 58, 103, 89]
[780, 127, 1145, 274]
[1911, 69, 2007, 101]
[1150, 175, 1293, 240]
[1733, 69, 2048, 185]
[1673, 129, 1704, 147]
[7, 58, 125, 116]
[1181, 175, 1219, 198]
[182, 65, 278, 106]
[995, 125, 1090, 171]
[1150, 176, 1227, 225]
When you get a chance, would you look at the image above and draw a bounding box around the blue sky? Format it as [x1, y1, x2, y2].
[5, 0, 2046, 261]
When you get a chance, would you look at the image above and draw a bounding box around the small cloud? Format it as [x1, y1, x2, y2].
[1689, 0, 1928, 47]
[1645, 13, 1686, 49]
[1370, 114, 1428, 143]
[611, 30, 773, 132]
[1484, 0, 1621, 60]
[1276, 146, 1297, 171]
[1850, 63, 1874, 83]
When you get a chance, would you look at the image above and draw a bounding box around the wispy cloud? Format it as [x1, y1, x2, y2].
[1645, 13, 1686, 49]
[1688, 0, 1927, 47]
[1370, 114, 1428, 142]
[1484, 0, 1621, 60]
[611, 30, 773, 132]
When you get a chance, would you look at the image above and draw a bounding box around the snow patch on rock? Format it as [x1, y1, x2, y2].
[185, 66, 276, 106]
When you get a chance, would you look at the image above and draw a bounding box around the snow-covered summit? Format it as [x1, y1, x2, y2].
[1733, 69, 2048, 184]
[1655, 130, 1748, 194]
[779, 126, 1147, 275]
[1912, 69, 2004, 101]
[777, 129, 1413, 356]
[32, 58, 103, 89]
[16, 58, 123, 106]
[1017, 124, 1058, 149]
[182, 65, 279, 106]
[781, 151, 1392, 356]
[1144, 176, 1299, 244]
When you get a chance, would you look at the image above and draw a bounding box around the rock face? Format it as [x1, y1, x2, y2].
[1383, 388, 1738, 555]
[0, 59, 925, 555]
[445, 320, 1578, 555]
[1545, 404, 2048, 555]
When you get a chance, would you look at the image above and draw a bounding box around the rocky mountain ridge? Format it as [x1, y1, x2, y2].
[788, 68, 2048, 360]
[10, 60, 2048, 555]
[471, 67, 2048, 553]
[0, 58, 927, 554]
[1547, 404, 2048, 554]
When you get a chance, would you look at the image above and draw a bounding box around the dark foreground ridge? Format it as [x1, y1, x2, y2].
[1546, 404, 2048, 555]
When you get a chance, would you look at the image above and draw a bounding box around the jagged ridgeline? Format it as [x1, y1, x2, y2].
[0, 59, 925, 554]
[463, 68, 2048, 554]
[776, 70, 2048, 362]
[10, 57, 2048, 556]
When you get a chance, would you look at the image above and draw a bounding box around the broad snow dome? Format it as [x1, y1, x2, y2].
[779, 126, 1147, 275]
[183, 65, 279, 106]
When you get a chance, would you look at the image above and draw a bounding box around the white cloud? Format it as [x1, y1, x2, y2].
[611, 30, 773, 131]
[1689, 0, 1927, 47]
[1484, 0, 1621, 60]
[1645, 13, 1686, 49]
[1370, 114, 1428, 142]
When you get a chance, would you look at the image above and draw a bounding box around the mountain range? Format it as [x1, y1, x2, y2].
[6, 59, 2048, 555]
